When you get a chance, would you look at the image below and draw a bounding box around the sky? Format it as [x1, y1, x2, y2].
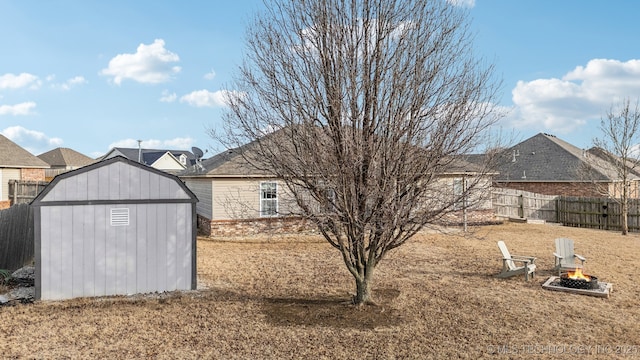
[1, 0, 640, 158]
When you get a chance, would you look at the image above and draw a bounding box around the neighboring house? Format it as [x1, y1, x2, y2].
[494, 133, 640, 197]
[101, 147, 196, 174]
[179, 145, 303, 237]
[0, 134, 50, 209]
[37, 147, 95, 181]
[180, 139, 496, 237]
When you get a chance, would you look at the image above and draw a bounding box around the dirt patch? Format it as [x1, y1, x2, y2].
[263, 288, 403, 329]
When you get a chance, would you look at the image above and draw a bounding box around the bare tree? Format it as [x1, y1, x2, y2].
[591, 98, 640, 235]
[220, 0, 502, 304]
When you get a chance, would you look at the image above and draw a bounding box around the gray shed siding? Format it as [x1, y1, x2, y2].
[40, 161, 191, 202]
[33, 156, 197, 301]
[38, 203, 192, 300]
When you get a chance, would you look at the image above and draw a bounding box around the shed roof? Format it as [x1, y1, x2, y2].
[0, 134, 49, 168]
[32, 156, 197, 206]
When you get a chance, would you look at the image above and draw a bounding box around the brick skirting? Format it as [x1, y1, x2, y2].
[437, 209, 501, 226]
[495, 182, 602, 197]
[198, 215, 316, 237]
[198, 209, 499, 238]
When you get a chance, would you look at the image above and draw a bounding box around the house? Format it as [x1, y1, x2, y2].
[494, 133, 640, 197]
[101, 147, 196, 174]
[179, 138, 496, 237]
[37, 147, 95, 181]
[31, 156, 198, 301]
[179, 144, 305, 237]
[0, 134, 50, 209]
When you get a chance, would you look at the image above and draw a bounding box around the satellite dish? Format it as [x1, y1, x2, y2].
[192, 146, 204, 159]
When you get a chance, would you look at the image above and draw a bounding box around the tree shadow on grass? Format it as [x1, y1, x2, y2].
[262, 288, 405, 329]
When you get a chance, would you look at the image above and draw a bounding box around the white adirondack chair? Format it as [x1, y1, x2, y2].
[553, 237, 586, 276]
[496, 241, 536, 281]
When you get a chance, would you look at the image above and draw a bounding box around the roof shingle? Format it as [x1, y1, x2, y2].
[0, 135, 49, 168]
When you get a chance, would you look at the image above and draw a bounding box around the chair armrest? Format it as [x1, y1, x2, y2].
[575, 254, 586, 261]
[503, 257, 533, 265]
[553, 252, 563, 259]
[511, 255, 536, 263]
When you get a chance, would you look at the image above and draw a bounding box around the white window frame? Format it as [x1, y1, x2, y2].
[179, 154, 187, 165]
[453, 177, 465, 210]
[260, 181, 278, 217]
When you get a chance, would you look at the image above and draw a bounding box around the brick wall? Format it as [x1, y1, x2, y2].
[199, 215, 315, 238]
[0, 201, 10, 210]
[495, 182, 603, 197]
[438, 209, 500, 226]
[199, 209, 499, 238]
[20, 168, 46, 182]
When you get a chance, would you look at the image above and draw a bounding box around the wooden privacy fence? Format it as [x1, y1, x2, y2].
[492, 189, 559, 222]
[557, 196, 640, 232]
[8, 180, 48, 205]
[0, 203, 34, 271]
[493, 188, 640, 232]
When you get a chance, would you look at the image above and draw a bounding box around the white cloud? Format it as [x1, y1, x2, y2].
[509, 58, 640, 134]
[51, 76, 88, 91]
[180, 89, 243, 108]
[204, 70, 216, 80]
[100, 39, 181, 85]
[447, 0, 475, 8]
[1, 126, 63, 154]
[0, 73, 41, 90]
[159, 90, 177, 103]
[0, 102, 37, 116]
[107, 137, 195, 150]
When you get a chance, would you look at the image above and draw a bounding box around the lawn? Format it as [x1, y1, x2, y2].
[1, 222, 639, 359]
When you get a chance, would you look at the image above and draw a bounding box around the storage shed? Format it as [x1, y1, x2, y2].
[31, 156, 198, 300]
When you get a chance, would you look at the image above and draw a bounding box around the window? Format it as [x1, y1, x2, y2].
[260, 182, 278, 217]
[179, 154, 187, 165]
[453, 178, 465, 210]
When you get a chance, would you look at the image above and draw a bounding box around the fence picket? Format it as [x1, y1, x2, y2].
[493, 188, 640, 233]
[0, 204, 34, 271]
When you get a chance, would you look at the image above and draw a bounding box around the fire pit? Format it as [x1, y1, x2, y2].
[542, 269, 613, 298]
[559, 268, 599, 290]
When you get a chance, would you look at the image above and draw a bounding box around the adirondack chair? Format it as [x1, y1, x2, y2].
[496, 241, 536, 281]
[553, 238, 586, 276]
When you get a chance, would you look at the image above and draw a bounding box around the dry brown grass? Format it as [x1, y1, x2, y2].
[1, 222, 640, 359]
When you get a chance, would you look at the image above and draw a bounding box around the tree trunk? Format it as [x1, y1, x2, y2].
[622, 200, 629, 235]
[354, 276, 372, 305]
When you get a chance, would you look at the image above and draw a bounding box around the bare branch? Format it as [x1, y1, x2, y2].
[218, 0, 503, 303]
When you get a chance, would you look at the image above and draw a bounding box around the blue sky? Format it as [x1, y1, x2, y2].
[1, 0, 639, 158]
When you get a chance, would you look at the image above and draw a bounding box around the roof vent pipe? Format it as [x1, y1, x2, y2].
[137, 140, 142, 163]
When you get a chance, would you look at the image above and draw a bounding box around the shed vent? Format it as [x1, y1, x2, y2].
[110, 208, 130, 226]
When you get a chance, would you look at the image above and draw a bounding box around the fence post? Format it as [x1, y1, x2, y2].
[11, 180, 17, 205]
[603, 201, 609, 231]
[518, 194, 524, 218]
